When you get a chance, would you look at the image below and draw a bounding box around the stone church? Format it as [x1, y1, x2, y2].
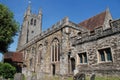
[16, 4, 120, 79]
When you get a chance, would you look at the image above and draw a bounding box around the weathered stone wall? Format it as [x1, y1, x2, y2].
[60, 26, 80, 75]
[17, 7, 42, 50]
[17, 6, 120, 79]
[72, 19, 120, 76]
[19, 17, 81, 79]
[18, 16, 76, 74]
[21, 29, 62, 79]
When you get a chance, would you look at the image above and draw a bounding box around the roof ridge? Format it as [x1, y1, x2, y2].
[79, 10, 106, 24]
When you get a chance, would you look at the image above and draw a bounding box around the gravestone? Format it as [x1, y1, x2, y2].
[0, 77, 2, 80]
[14, 73, 24, 80]
[31, 75, 37, 80]
[90, 73, 95, 80]
[73, 73, 85, 80]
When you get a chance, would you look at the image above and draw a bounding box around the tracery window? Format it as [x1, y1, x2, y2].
[38, 44, 43, 63]
[30, 47, 35, 67]
[51, 38, 60, 62]
[24, 50, 29, 60]
[30, 58, 33, 66]
[32, 47, 35, 55]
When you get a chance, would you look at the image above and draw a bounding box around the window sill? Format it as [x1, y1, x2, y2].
[51, 61, 60, 64]
[78, 63, 88, 65]
[98, 61, 112, 64]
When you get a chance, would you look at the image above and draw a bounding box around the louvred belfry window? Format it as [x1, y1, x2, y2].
[31, 18, 33, 25]
[34, 19, 36, 26]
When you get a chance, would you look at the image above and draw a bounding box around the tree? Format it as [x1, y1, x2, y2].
[0, 3, 19, 53]
[0, 63, 16, 79]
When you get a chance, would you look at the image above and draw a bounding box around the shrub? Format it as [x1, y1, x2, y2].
[0, 62, 16, 79]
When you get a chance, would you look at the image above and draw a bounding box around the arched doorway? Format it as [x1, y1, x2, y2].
[71, 58, 75, 73]
[52, 64, 56, 75]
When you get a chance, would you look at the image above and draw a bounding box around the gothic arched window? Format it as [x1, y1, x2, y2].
[32, 47, 35, 54]
[34, 19, 36, 26]
[31, 18, 33, 25]
[30, 47, 35, 67]
[51, 38, 60, 62]
[30, 58, 33, 66]
[38, 44, 43, 63]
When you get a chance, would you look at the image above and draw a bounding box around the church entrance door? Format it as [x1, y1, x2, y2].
[71, 58, 75, 73]
[52, 64, 55, 75]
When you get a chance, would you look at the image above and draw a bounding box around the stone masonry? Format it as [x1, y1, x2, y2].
[16, 5, 120, 80]
[72, 19, 120, 76]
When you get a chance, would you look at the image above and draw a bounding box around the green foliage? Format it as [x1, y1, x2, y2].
[0, 3, 19, 53]
[23, 74, 26, 80]
[67, 77, 73, 80]
[0, 62, 16, 79]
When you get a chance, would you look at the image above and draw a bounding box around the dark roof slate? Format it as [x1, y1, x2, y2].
[78, 11, 106, 31]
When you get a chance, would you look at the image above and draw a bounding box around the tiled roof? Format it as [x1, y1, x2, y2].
[78, 11, 106, 31]
[4, 52, 23, 62]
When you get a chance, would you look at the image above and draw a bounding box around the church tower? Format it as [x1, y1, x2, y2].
[17, 4, 42, 50]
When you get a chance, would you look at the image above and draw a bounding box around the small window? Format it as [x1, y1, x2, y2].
[98, 48, 112, 62]
[34, 19, 36, 26]
[109, 20, 112, 27]
[77, 32, 81, 36]
[90, 30, 95, 35]
[78, 52, 87, 64]
[31, 18, 33, 25]
[30, 58, 33, 66]
[77, 32, 82, 39]
[31, 31, 34, 33]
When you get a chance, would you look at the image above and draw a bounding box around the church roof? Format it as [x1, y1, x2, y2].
[4, 52, 23, 62]
[78, 10, 107, 31]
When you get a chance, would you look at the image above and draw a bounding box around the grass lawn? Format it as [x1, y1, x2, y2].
[95, 76, 120, 80]
[39, 75, 120, 80]
[87, 76, 120, 80]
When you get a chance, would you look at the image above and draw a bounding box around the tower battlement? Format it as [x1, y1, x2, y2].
[17, 16, 79, 51]
[17, 5, 42, 50]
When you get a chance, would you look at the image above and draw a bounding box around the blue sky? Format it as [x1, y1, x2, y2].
[0, 0, 120, 61]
